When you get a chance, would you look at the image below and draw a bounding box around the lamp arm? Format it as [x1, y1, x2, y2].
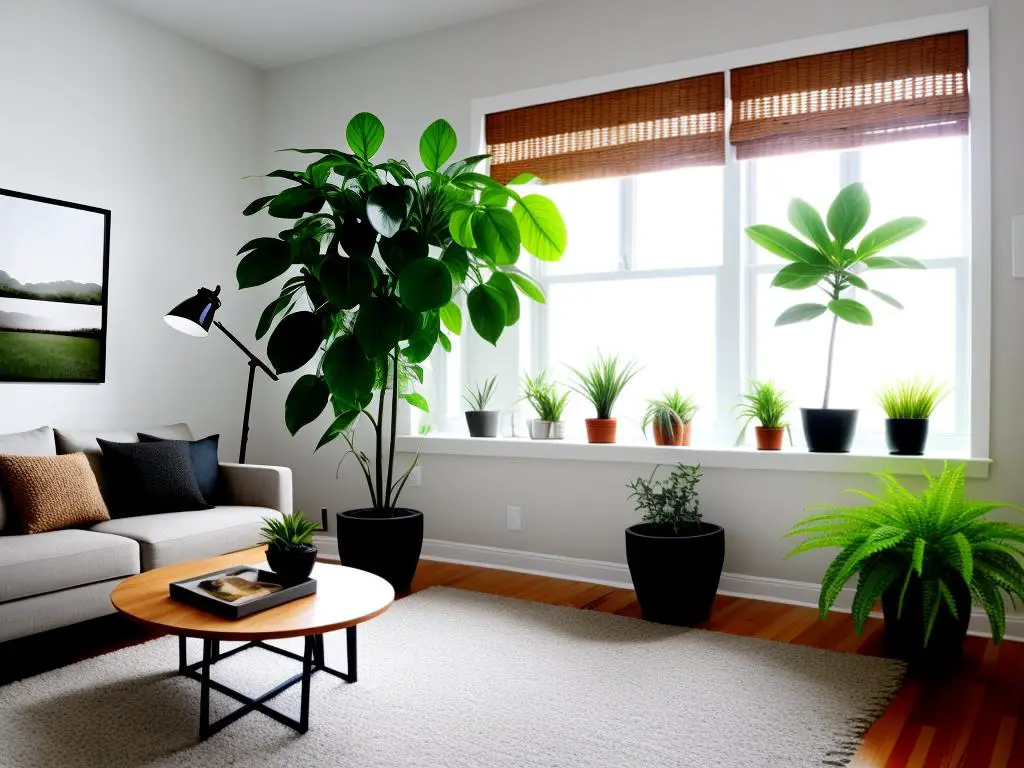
[213, 321, 279, 381]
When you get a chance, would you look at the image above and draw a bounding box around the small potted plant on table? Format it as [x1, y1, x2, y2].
[642, 391, 698, 446]
[569, 353, 640, 444]
[521, 370, 570, 440]
[625, 464, 725, 625]
[878, 378, 948, 456]
[261, 511, 319, 584]
[735, 380, 792, 450]
[464, 376, 499, 438]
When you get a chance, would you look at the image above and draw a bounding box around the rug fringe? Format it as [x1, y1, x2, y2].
[820, 667, 907, 767]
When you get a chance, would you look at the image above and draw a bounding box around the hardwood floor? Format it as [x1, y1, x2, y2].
[1, 558, 1020, 767]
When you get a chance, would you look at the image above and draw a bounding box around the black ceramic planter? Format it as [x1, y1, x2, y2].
[886, 418, 929, 456]
[881, 573, 971, 671]
[265, 544, 317, 584]
[336, 508, 423, 593]
[625, 522, 725, 625]
[801, 408, 858, 453]
[465, 410, 500, 438]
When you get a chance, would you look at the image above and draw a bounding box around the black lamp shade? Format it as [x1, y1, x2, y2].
[165, 286, 222, 337]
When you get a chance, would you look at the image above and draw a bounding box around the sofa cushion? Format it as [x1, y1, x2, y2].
[0, 528, 139, 603]
[139, 433, 221, 503]
[97, 439, 212, 517]
[0, 426, 57, 533]
[90, 506, 282, 570]
[0, 453, 110, 534]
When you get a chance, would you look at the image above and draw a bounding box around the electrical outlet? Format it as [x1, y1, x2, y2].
[407, 466, 423, 487]
[506, 506, 522, 531]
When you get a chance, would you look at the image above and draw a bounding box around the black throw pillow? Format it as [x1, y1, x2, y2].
[139, 433, 220, 504]
[97, 439, 213, 517]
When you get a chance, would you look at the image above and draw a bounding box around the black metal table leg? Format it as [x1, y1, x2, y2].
[298, 637, 314, 732]
[199, 638, 212, 740]
[178, 636, 188, 674]
[346, 626, 358, 683]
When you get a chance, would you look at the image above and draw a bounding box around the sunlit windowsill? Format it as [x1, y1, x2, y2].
[394, 434, 991, 478]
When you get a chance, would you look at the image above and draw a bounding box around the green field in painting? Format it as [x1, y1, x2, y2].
[0, 331, 101, 381]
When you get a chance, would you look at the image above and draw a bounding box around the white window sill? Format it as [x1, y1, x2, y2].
[394, 434, 991, 478]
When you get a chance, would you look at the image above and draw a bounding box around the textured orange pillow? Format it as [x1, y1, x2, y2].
[0, 453, 110, 534]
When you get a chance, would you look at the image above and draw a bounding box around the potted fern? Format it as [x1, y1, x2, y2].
[625, 464, 724, 625]
[786, 464, 1024, 668]
[464, 376, 499, 438]
[878, 378, 949, 456]
[642, 391, 698, 446]
[521, 370, 570, 440]
[569, 353, 641, 444]
[261, 511, 319, 584]
[735, 380, 792, 450]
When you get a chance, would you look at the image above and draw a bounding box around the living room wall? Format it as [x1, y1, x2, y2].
[0, 0, 265, 448]
[255, 0, 1024, 589]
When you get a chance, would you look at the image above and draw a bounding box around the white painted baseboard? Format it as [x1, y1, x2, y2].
[314, 534, 1024, 641]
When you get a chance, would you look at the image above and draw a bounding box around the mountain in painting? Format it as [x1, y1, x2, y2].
[0, 270, 102, 304]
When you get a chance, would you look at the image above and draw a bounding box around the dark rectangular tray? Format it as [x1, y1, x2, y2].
[169, 565, 317, 620]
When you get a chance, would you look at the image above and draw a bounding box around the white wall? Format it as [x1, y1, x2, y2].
[0, 0, 264, 449]
[254, 0, 1024, 586]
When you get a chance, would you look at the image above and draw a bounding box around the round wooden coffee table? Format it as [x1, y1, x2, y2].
[111, 547, 394, 739]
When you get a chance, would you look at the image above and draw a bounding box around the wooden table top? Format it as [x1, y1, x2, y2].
[111, 547, 394, 641]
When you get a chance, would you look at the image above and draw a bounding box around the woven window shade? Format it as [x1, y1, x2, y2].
[485, 73, 725, 184]
[730, 32, 968, 159]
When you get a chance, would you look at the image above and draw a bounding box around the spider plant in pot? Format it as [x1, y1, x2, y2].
[569, 353, 641, 444]
[521, 370, 570, 440]
[464, 376, 499, 438]
[261, 511, 319, 584]
[625, 464, 724, 625]
[746, 183, 926, 453]
[786, 464, 1024, 669]
[735, 380, 792, 451]
[642, 391, 698, 446]
[878, 378, 949, 456]
[237, 112, 565, 591]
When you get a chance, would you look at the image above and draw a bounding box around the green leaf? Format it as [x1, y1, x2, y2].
[438, 332, 451, 352]
[402, 312, 439, 363]
[315, 409, 361, 452]
[237, 240, 291, 289]
[319, 256, 374, 310]
[366, 184, 414, 238]
[862, 255, 926, 270]
[826, 182, 871, 248]
[828, 298, 873, 325]
[398, 259, 453, 312]
[869, 289, 904, 309]
[745, 225, 830, 266]
[338, 216, 377, 260]
[857, 217, 927, 259]
[439, 301, 463, 335]
[379, 229, 428, 274]
[441, 245, 470, 284]
[771, 262, 830, 290]
[323, 335, 375, 411]
[505, 269, 546, 304]
[467, 284, 507, 345]
[486, 271, 520, 326]
[255, 288, 299, 340]
[268, 187, 324, 219]
[775, 303, 827, 326]
[354, 296, 406, 358]
[480, 187, 512, 208]
[449, 208, 477, 248]
[401, 392, 430, 412]
[346, 112, 385, 159]
[243, 195, 275, 216]
[419, 119, 458, 171]
[267, 311, 323, 374]
[843, 272, 868, 290]
[472, 207, 521, 265]
[512, 194, 567, 261]
[787, 198, 833, 255]
[285, 375, 329, 436]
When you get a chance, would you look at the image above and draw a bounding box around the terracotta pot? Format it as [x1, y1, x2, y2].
[653, 421, 692, 446]
[585, 418, 618, 444]
[755, 426, 785, 451]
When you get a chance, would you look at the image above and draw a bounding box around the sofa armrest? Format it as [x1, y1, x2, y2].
[219, 463, 293, 516]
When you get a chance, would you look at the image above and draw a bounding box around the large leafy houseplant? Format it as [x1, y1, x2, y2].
[238, 112, 566, 512]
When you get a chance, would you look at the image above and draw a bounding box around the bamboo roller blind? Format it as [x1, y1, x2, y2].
[485, 73, 726, 184]
[730, 32, 969, 159]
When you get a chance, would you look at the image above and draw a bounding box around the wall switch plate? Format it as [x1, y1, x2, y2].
[506, 506, 522, 531]
[1014, 216, 1024, 278]
[407, 467, 423, 487]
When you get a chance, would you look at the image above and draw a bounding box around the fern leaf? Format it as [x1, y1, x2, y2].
[850, 560, 900, 635]
[922, 578, 941, 647]
[911, 537, 926, 576]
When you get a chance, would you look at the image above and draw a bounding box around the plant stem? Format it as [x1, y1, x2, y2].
[374, 374, 386, 510]
[385, 350, 399, 511]
[823, 311, 839, 409]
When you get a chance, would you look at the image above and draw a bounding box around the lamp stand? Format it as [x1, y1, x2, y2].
[213, 321, 278, 464]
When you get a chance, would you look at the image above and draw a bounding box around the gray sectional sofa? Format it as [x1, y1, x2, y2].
[0, 424, 291, 642]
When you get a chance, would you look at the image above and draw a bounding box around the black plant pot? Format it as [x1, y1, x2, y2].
[801, 408, 858, 453]
[336, 508, 423, 593]
[625, 522, 725, 626]
[886, 418, 929, 456]
[265, 544, 317, 584]
[881, 573, 971, 671]
[465, 410, 500, 438]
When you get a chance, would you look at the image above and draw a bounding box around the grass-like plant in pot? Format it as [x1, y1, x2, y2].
[237, 112, 566, 591]
[568, 353, 640, 444]
[464, 376, 499, 438]
[625, 464, 724, 625]
[642, 391, 698, 446]
[521, 370, 570, 440]
[878, 378, 949, 456]
[786, 464, 1024, 668]
[261, 511, 319, 584]
[745, 182, 926, 453]
[735, 380, 792, 451]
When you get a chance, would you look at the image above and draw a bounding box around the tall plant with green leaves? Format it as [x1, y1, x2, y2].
[746, 183, 926, 408]
[521, 371, 570, 422]
[734, 380, 792, 444]
[568, 353, 641, 420]
[238, 113, 566, 512]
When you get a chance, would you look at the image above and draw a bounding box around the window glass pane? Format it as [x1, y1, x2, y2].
[539, 178, 621, 276]
[634, 166, 723, 268]
[545, 276, 717, 441]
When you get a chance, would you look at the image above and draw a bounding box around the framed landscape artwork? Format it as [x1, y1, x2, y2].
[0, 188, 110, 383]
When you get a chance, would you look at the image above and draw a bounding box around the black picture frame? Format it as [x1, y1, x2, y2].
[0, 187, 111, 383]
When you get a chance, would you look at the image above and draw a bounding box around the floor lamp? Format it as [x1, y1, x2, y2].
[164, 285, 278, 463]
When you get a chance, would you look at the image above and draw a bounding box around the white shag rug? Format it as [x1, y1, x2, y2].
[0, 587, 904, 768]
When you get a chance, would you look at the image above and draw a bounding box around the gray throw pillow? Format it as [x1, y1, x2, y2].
[97, 439, 212, 517]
